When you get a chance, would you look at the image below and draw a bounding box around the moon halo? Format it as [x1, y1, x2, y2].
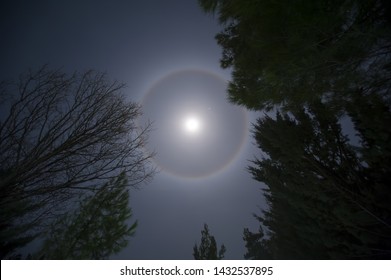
[141, 69, 248, 179]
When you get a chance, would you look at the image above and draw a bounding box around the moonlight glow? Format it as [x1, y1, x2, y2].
[184, 116, 200, 133]
[141, 69, 248, 179]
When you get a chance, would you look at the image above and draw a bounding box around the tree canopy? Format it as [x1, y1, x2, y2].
[244, 103, 391, 259]
[0, 66, 155, 258]
[199, 0, 391, 259]
[38, 172, 137, 259]
[193, 224, 226, 260]
[199, 0, 391, 111]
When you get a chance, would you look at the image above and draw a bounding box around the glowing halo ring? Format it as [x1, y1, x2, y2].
[140, 68, 248, 180]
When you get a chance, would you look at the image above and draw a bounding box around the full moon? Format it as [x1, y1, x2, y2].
[141, 69, 248, 178]
[184, 117, 200, 133]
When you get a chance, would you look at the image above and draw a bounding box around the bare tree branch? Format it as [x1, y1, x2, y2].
[0, 66, 156, 254]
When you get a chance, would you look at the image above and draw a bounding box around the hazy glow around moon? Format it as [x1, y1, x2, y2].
[141, 69, 248, 179]
[184, 116, 200, 134]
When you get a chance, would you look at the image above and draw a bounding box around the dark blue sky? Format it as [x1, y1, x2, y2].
[0, 0, 266, 259]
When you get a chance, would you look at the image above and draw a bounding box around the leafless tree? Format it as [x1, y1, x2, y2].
[0, 66, 155, 253]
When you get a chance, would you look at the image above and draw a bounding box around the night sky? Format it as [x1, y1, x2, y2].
[0, 0, 266, 259]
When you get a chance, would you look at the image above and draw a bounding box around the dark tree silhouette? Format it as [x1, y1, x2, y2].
[38, 172, 137, 259]
[0, 66, 155, 258]
[244, 102, 391, 259]
[243, 226, 271, 260]
[199, 0, 391, 111]
[0, 168, 39, 259]
[193, 224, 226, 260]
[199, 0, 391, 260]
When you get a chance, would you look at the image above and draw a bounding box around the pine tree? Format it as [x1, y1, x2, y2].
[193, 224, 226, 260]
[38, 172, 137, 259]
[244, 102, 391, 259]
